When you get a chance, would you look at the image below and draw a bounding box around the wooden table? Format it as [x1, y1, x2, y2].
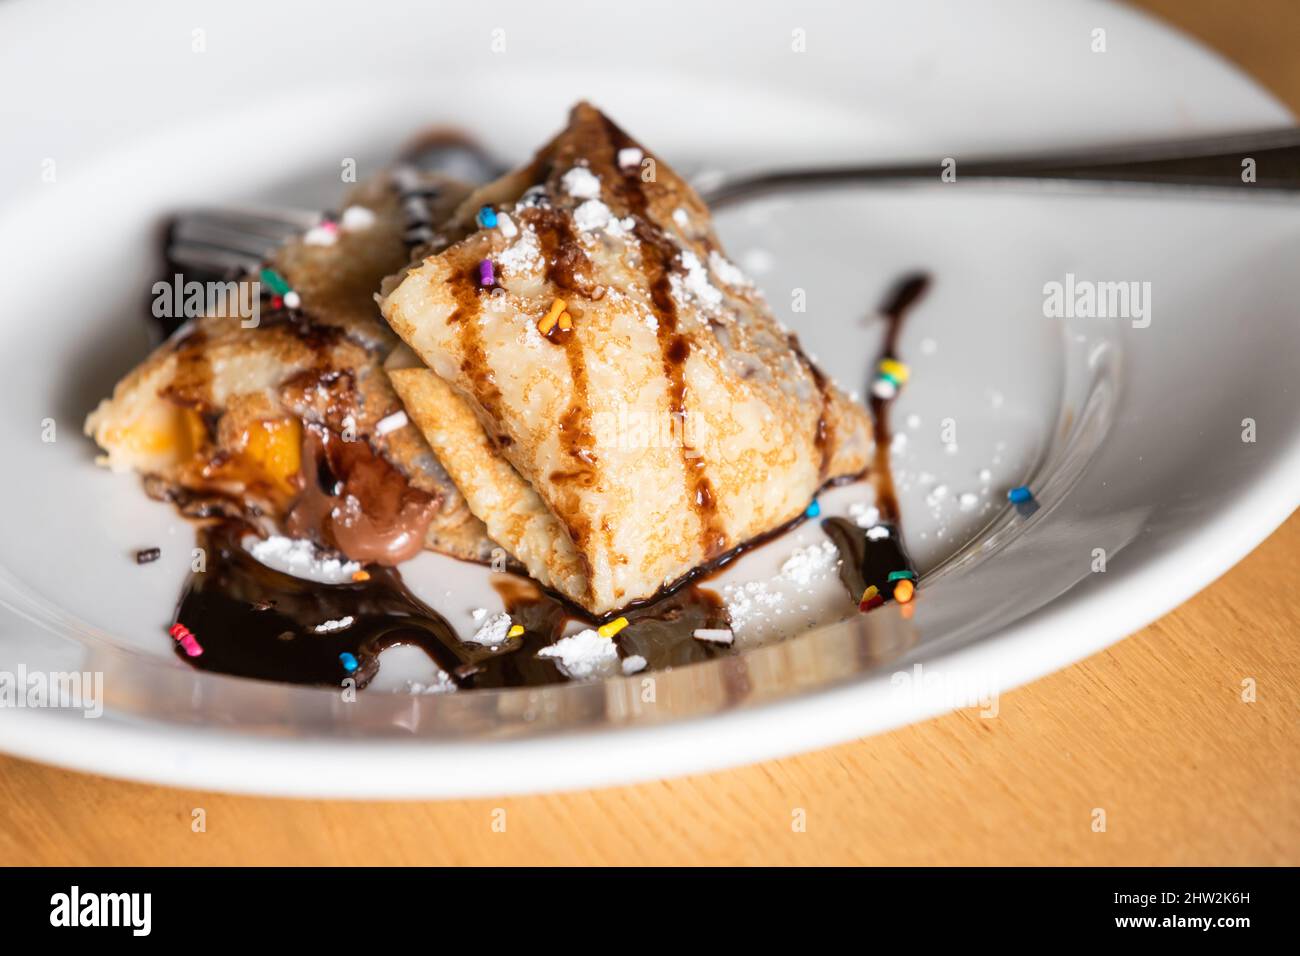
[2, 1, 1296, 866]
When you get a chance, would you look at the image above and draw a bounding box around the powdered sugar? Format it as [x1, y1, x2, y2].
[779, 539, 839, 587]
[537, 628, 620, 679]
[671, 249, 723, 312]
[464, 610, 512, 647]
[561, 165, 602, 200]
[497, 227, 543, 276]
[243, 534, 362, 584]
[708, 250, 751, 289]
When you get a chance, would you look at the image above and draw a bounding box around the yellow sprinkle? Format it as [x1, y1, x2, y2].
[507, 624, 525, 639]
[597, 616, 629, 639]
[538, 298, 567, 334]
[860, 585, 878, 604]
[878, 358, 910, 383]
[557, 311, 572, 331]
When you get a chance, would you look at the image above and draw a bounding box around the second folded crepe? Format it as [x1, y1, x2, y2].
[382, 103, 873, 616]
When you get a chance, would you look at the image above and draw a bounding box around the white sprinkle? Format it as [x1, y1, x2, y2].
[891, 432, 908, 452]
[375, 410, 409, 435]
[537, 628, 620, 679]
[617, 147, 643, 170]
[692, 628, 734, 645]
[496, 212, 518, 238]
[464, 610, 512, 647]
[303, 225, 338, 246]
[561, 166, 601, 200]
[313, 616, 354, 634]
[470, 607, 487, 622]
[282, 290, 301, 310]
[244, 535, 362, 585]
[871, 378, 897, 400]
[340, 205, 376, 231]
[672, 207, 690, 228]
[959, 492, 979, 512]
[621, 654, 647, 675]
[866, 525, 891, 541]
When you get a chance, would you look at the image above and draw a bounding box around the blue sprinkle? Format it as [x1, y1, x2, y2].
[805, 500, 821, 518]
[476, 205, 498, 229]
[339, 652, 358, 673]
[1007, 485, 1034, 504]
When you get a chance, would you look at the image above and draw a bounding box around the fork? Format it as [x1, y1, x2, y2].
[165, 126, 1300, 283]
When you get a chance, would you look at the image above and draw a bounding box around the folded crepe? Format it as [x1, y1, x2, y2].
[382, 103, 873, 614]
[86, 171, 496, 564]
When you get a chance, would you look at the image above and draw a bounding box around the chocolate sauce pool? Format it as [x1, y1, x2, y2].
[168, 272, 930, 691]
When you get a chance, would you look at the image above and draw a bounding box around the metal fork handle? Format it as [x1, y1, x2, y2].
[703, 127, 1300, 206]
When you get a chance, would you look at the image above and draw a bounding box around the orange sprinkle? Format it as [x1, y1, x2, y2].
[893, 579, 915, 603]
[351, 569, 371, 583]
[558, 311, 572, 331]
[538, 298, 567, 334]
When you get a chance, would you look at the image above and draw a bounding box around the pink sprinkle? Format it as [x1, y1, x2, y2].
[479, 259, 495, 287]
[321, 220, 339, 233]
[169, 622, 204, 657]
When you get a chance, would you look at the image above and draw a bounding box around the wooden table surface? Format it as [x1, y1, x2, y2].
[2, 0, 1297, 866]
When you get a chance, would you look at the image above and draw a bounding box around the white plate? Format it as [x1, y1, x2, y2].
[0, 0, 1296, 797]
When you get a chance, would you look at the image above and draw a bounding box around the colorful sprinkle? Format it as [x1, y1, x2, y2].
[1008, 485, 1034, 504]
[538, 298, 567, 334]
[805, 499, 821, 518]
[168, 622, 204, 658]
[887, 570, 917, 583]
[597, 616, 629, 639]
[479, 259, 495, 287]
[859, 585, 884, 611]
[476, 205, 498, 229]
[283, 290, 301, 310]
[259, 267, 291, 296]
[497, 213, 518, 239]
[507, 624, 525, 639]
[135, 547, 160, 564]
[557, 311, 572, 331]
[878, 358, 910, 384]
[893, 578, 916, 604]
[351, 570, 370, 583]
[339, 652, 359, 673]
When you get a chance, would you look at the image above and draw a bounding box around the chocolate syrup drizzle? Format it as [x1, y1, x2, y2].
[822, 272, 930, 604]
